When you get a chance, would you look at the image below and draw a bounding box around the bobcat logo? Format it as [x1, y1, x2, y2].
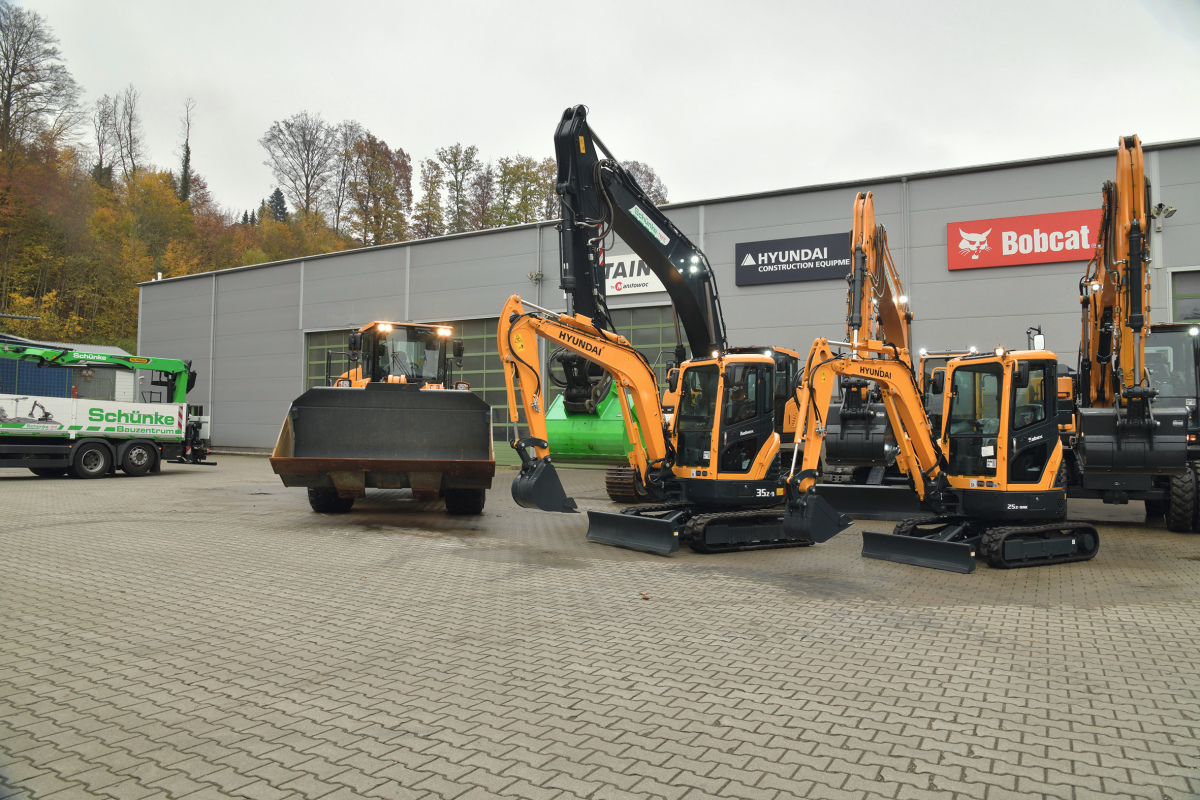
[958, 229, 992, 259]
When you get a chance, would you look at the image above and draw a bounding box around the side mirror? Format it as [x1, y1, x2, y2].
[1032, 333, 1046, 351]
[347, 332, 363, 353]
[452, 338, 465, 359]
[667, 368, 679, 394]
[1015, 362, 1030, 389]
[930, 371, 945, 395]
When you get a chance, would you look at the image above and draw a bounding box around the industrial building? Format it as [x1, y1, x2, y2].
[138, 138, 1200, 450]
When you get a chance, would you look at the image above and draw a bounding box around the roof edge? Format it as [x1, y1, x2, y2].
[141, 135, 1200, 287]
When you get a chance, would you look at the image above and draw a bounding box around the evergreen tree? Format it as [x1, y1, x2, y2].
[178, 140, 191, 202]
[268, 189, 288, 222]
[241, 210, 249, 226]
[250, 208, 258, 226]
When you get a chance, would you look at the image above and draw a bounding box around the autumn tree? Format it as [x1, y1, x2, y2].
[260, 111, 337, 216]
[347, 133, 411, 246]
[467, 162, 497, 229]
[491, 155, 552, 226]
[0, 1, 80, 169]
[90, 95, 115, 186]
[177, 97, 195, 203]
[435, 143, 479, 234]
[109, 85, 145, 182]
[412, 159, 444, 239]
[268, 188, 288, 222]
[326, 119, 362, 234]
[622, 160, 668, 205]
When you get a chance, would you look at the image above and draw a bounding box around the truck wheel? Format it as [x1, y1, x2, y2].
[29, 467, 68, 477]
[1166, 468, 1196, 532]
[121, 442, 156, 477]
[445, 488, 486, 515]
[307, 487, 354, 513]
[72, 443, 111, 479]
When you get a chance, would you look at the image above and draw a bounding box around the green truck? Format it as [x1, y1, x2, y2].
[0, 342, 212, 478]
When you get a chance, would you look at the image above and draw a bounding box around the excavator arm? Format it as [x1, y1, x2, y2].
[791, 338, 943, 500]
[554, 105, 726, 359]
[846, 192, 913, 356]
[498, 295, 670, 512]
[1080, 135, 1153, 407]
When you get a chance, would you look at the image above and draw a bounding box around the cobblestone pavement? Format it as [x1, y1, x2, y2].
[2, 456, 1199, 800]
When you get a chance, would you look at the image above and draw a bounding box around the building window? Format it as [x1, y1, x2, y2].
[1173, 270, 1200, 322]
[306, 330, 353, 388]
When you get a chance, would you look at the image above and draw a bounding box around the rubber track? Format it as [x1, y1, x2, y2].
[1167, 466, 1196, 533]
[979, 522, 1099, 569]
[604, 467, 642, 504]
[685, 507, 808, 554]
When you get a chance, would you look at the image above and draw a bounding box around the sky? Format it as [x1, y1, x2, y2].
[27, 0, 1200, 216]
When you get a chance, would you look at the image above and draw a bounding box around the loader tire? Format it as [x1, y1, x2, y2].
[29, 467, 68, 477]
[445, 488, 486, 516]
[1166, 468, 1196, 533]
[307, 487, 354, 514]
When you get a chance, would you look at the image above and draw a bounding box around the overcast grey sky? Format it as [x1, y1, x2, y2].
[28, 0, 1200, 215]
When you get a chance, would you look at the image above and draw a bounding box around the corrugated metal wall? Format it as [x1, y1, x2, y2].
[139, 142, 1200, 449]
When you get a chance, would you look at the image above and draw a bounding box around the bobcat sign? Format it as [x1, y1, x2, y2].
[734, 232, 851, 286]
[947, 209, 1102, 271]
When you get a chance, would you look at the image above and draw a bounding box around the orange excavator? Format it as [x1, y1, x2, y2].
[781, 192, 1101, 573]
[499, 105, 846, 554]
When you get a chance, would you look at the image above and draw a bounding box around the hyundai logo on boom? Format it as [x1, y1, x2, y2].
[735, 232, 850, 286]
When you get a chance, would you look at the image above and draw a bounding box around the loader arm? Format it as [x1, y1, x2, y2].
[792, 337, 943, 499]
[498, 295, 671, 511]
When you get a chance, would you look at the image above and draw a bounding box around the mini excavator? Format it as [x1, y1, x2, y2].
[499, 105, 841, 555]
[783, 192, 1100, 573]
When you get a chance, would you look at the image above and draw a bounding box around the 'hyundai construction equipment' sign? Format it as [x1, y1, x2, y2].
[603, 253, 666, 296]
[947, 209, 1102, 270]
[734, 233, 850, 286]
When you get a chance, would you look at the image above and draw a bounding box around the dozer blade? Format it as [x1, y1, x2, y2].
[861, 531, 977, 574]
[782, 491, 853, 544]
[586, 510, 680, 555]
[512, 457, 578, 513]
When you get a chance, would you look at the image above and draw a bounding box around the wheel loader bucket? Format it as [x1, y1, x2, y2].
[782, 491, 852, 543]
[861, 531, 977, 574]
[586, 510, 680, 555]
[270, 383, 494, 498]
[511, 456, 578, 513]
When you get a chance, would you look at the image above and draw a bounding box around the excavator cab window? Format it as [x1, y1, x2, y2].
[676, 365, 720, 467]
[772, 354, 797, 433]
[945, 363, 1003, 477]
[718, 363, 773, 474]
[1009, 361, 1055, 483]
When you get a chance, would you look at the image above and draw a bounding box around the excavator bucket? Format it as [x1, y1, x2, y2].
[782, 491, 853, 543]
[270, 383, 494, 500]
[585, 510, 680, 555]
[511, 456, 578, 513]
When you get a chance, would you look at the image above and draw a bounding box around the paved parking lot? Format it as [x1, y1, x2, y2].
[2, 455, 1199, 800]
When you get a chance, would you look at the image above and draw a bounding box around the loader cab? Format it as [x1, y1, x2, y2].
[353, 322, 454, 387]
